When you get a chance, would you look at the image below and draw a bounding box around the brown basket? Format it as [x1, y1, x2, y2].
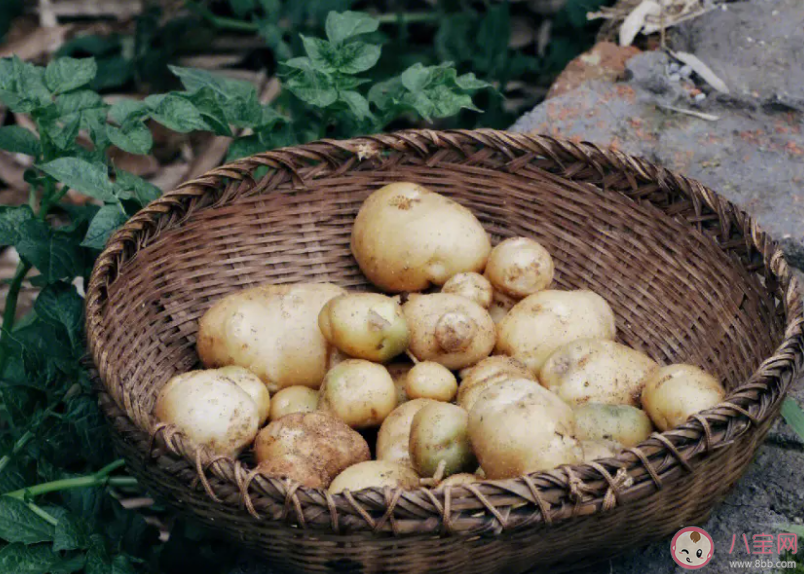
[86, 129, 804, 574]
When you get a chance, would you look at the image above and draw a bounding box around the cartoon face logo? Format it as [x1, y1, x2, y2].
[671, 527, 714, 569]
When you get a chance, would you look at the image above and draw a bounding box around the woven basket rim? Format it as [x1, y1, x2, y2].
[86, 128, 804, 536]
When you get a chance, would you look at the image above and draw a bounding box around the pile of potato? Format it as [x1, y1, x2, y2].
[154, 182, 727, 492]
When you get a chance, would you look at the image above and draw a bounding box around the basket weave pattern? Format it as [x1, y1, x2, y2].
[87, 130, 804, 573]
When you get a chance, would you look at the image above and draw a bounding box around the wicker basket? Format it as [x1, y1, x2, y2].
[87, 129, 804, 574]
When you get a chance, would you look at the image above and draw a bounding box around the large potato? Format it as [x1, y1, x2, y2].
[216, 366, 271, 425]
[197, 283, 345, 392]
[580, 439, 622, 462]
[351, 182, 492, 292]
[254, 412, 370, 487]
[468, 378, 581, 478]
[405, 361, 458, 402]
[540, 339, 658, 407]
[269, 386, 319, 421]
[485, 237, 554, 299]
[317, 360, 397, 428]
[574, 403, 653, 447]
[376, 398, 437, 466]
[387, 362, 413, 405]
[410, 402, 476, 478]
[403, 293, 496, 370]
[641, 364, 726, 431]
[318, 293, 409, 362]
[496, 290, 616, 375]
[154, 369, 259, 456]
[442, 272, 493, 309]
[488, 291, 517, 324]
[328, 461, 420, 494]
[457, 356, 534, 411]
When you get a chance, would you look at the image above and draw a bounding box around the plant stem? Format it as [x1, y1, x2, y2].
[375, 12, 439, 25]
[0, 431, 34, 475]
[26, 501, 58, 526]
[4, 459, 137, 500]
[184, 0, 259, 32]
[0, 260, 33, 374]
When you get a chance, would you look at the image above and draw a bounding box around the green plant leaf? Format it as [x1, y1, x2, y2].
[401, 63, 432, 92]
[15, 219, 85, 283]
[52, 554, 86, 574]
[455, 72, 491, 91]
[38, 158, 115, 202]
[300, 35, 338, 72]
[284, 60, 338, 108]
[81, 205, 128, 250]
[38, 115, 81, 152]
[339, 90, 372, 121]
[325, 11, 378, 46]
[45, 57, 97, 94]
[0, 56, 51, 113]
[181, 88, 233, 136]
[0, 543, 58, 574]
[168, 66, 256, 102]
[0, 125, 41, 156]
[34, 282, 84, 345]
[145, 93, 208, 133]
[0, 205, 35, 246]
[107, 119, 153, 155]
[56, 90, 107, 129]
[114, 169, 161, 205]
[0, 497, 56, 544]
[54, 513, 91, 552]
[109, 99, 149, 124]
[782, 398, 804, 441]
[334, 41, 381, 74]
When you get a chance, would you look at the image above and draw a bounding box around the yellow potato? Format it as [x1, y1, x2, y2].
[376, 398, 437, 466]
[442, 272, 493, 309]
[351, 182, 491, 292]
[318, 293, 409, 362]
[328, 461, 420, 494]
[216, 366, 271, 425]
[410, 402, 476, 478]
[485, 237, 554, 298]
[641, 364, 726, 431]
[386, 362, 413, 405]
[403, 293, 496, 370]
[468, 378, 581, 478]
[154, 369, 259, 456]
[540, 339, 658, 407]
[580, 439, 622, 462]
[254, 411, 370, 487]
[269, 386, 319, 421]
[574, 403, 653, 447]
[488, 291, 517, 324]
[496, 290, 616, 375]
[197, 283, 345, 392]
[457, 356, 534, 411]
[317, 359, 397, 428]
[405, 361, 458, 402]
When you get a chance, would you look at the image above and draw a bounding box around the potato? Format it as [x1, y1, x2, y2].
[457, 356, 534, 411]
[403, 293, 496, 370]
[641, 364, 726, 431]
[442, 272, 493, 309]
[410, 402, 476, 478]
[496, 290, 616, 375]
[436, 473, 478, 489]
[216, 366, 271, 425]
[405, 361, 458, 402]
[580, 439, 622, 462]
[387, 362, 413, 405]
[318, 293, 409, 363]
[317, 359, 397, 428]
[254, 412, 370, 487]
[154, 369, 259, 456]
[540, 339, 658, 407]
[376, 398, 437, 466]
[489, 291, 517, 324]
[468, 378, 581, 478]
[197, 283, 345, 392]
[328, 461, 420, 494]
[269, 386, 319, 421]
[351, 182, 492, 292]
[574, 403, 653, 447]
[485, 237, 554, 298]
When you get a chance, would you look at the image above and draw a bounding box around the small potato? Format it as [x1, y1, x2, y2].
[485, 237, 554, 298]
[376, 398, 437, 466]
[641, 364, 726, 431]
[198, 283, 346, 392]
[574, 403, 653, 447]
[442, 272, 493, 309]
[387, 362, 413, 405]
[540, 339, 658, 407]
[457, 356, 534, 411]
[468, 378, 581, 478]
[254, 412, 370, 486]
[318, 293, 409, 363]
[580, 439, 622, 462]
[496, 290, 616, 375]
[154, 370, 259, 456]
[410, 402, 476, 478]
[318, 360, 397, 428]
[436, 473, 478, 489]
[328, 461, 420, 494]
[269, 386, 319, 421]
[489, 291, 517, 324]
[403, 293, 496, 370]
[217, 366, 271, 425]
[351, 182, 492, 292]
[405, 362, 458, 402]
